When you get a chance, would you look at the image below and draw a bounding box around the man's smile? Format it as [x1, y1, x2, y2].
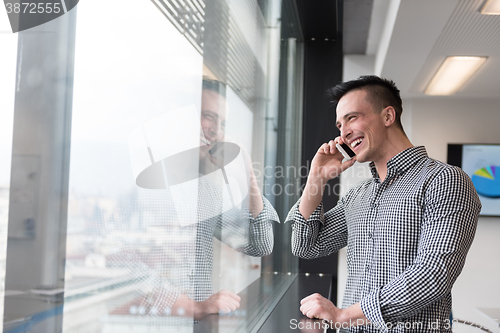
[200, 135, 212, 147]
[349, 137, 364, 151]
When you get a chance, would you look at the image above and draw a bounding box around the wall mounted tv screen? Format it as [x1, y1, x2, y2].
[448, 144, 500, 217]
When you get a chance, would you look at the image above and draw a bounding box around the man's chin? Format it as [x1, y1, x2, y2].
[353, 151, 366, 163]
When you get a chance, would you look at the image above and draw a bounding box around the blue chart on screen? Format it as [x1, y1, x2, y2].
[471, 165, 500, 198]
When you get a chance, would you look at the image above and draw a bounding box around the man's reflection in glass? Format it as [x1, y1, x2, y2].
[132, 78, 279, 323]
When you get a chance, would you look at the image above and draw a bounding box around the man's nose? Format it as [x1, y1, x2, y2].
[212, 121, 223, 138]
[341, 126, 352, 140]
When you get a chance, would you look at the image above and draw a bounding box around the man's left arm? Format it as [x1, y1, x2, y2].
[215, 150, 279, 257]
[358, 167, 480, 326]
[301, 167, 481, 329]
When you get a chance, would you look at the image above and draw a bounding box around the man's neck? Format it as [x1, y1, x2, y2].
[373, 131, 413, 182]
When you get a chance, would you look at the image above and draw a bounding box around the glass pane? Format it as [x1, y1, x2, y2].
[65, 0, 284, 331]
[1, 0, 303, 331]
[0, 26, 18, 332]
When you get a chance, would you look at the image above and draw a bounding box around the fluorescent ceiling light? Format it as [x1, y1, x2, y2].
[425, 56, 487, 96]
[481, 0, 500, 15]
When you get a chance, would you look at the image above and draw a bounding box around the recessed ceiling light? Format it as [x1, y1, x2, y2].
[481, 0, 500, 15]
[425, 56, 487, 96]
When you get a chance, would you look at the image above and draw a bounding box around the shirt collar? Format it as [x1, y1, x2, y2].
[369, 146, 428, 180]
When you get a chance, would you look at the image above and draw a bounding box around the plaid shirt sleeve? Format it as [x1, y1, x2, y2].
[216, 195, 279, 257]
[286, 193, 351, 259]
[360, 167, 481, 329]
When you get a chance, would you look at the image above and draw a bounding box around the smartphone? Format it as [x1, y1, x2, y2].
[208, 142, 240, 162]
[335, 142, 356, 160]
[209, 142, 224, 157]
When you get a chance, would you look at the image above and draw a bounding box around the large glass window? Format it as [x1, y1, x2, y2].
[0, 0, 304, 331]
[0, 17, 17, 333]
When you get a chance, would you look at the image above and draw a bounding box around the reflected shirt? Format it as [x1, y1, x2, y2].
[145, 173, 278, 310]
[287, 146, 480, 332]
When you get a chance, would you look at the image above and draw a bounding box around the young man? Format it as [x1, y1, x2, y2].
[287, 76, 480, 332]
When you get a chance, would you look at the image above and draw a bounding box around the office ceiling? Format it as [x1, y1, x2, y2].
[362, 0, 500, 97]
[296, 0, 339, 41]
[343, 0, 373, 54]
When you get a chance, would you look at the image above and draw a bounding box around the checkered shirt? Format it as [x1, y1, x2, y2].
[287, 146, 481, 332]
[136, 174, 279, 312]
[104, 173, 278, 330]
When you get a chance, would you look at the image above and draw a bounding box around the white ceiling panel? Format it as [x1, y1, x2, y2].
[378, 0, 500, 97]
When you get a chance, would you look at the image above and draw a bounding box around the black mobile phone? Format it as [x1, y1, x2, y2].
[336, 142, 356, 160]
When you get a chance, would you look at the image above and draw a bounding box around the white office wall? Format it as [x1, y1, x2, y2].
[410, 97, 500, 333]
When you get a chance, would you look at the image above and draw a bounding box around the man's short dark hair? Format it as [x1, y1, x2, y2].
[327, 75, 404, 131]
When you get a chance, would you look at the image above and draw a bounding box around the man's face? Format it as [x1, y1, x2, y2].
[335, 89, 387, 163]
[200, 89, 226, 156]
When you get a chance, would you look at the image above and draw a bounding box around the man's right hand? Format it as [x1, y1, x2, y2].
[299, 137, 356, 220]
[309, 138, 356, 183]
[195, 289, 241, 319]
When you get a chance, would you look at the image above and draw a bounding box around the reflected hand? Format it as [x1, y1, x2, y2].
[195, 289, 241, 319]
[207, 136, 251, 170]
[207, 142, 226, 168]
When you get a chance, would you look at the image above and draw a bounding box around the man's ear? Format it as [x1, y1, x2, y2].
[382, 106, 396, 127]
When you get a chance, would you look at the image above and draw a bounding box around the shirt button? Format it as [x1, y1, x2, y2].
[365, 265, 370, 271]
[367, 232, 372, 239]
